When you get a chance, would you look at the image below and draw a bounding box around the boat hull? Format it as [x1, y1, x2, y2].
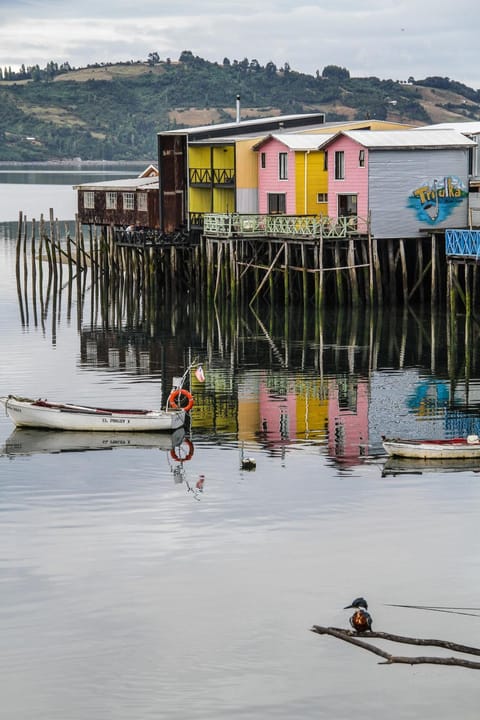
[0, 396, 186, 432]
[382, 437, 480, 459]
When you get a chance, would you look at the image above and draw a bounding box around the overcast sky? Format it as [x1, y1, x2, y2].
[1, 0, 479, 89]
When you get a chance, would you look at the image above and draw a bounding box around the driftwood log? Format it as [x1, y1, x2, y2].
[310, 626, 480, 669]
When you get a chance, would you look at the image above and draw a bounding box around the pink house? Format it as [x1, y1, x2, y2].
[320, 132, 369, 221]
[254, 133, 330, 215]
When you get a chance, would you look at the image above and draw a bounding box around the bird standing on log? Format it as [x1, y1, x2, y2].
[344, 597, 373, 632]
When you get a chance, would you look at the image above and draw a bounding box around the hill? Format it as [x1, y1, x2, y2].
[1, 52, 480, 162]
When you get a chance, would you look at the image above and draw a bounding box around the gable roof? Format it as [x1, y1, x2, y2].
[319, 129, 476, 150]
[252, 133, 335, 151]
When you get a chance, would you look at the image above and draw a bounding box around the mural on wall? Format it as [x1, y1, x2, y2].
[407, 176, 468, 224]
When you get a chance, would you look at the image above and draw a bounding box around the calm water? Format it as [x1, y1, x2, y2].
[1, 173, 480, 719]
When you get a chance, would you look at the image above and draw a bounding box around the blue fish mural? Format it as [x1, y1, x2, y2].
[408, 176, 468, 224]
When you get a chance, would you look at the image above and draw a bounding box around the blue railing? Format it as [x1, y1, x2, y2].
[446, 229, 480, 258]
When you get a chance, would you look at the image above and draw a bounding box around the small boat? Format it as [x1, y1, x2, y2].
[382, 434, 480, 459]
[0, 394, 187, 432]
[0, 363, 202, 433]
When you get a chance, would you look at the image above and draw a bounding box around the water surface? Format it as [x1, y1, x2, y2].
[1, 177, 480, 719]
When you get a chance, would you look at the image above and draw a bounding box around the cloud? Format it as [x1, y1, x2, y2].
[0, 1, 478, 89]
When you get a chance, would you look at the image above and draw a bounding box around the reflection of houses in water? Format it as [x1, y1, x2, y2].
[237, 373, 329, 443]
[328, 377, 369, 464]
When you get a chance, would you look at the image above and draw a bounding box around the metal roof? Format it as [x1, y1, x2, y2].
[158, 112, 326, 140]
[337, 129, 476, 149]
[73, 176, 159, 191]
[253, 133, 335, 151]
[416, 122, 480, 135]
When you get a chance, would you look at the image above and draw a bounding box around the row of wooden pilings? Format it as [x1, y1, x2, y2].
[12, 211, 480, 383]
[13, 211, 480, 314]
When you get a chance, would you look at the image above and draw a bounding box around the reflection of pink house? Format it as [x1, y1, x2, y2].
[328, 378, 369, 463]
[259, 378, 298, 441]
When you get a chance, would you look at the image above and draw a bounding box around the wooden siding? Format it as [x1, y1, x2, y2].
[327, 135, 369, 221]
[158, 134, 188, 232]
[77, 188, 159, 228]
[295, 151, 327, 215]
[257, 138, 296, 214]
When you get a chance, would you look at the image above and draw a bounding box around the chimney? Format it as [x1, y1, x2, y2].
[236, 94, 241, 124]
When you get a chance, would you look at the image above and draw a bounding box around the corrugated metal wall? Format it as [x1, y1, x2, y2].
[369, 148, 470, 238]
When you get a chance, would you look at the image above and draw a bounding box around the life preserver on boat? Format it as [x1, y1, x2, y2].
[168, 388, 194, 412]
[170, 439, 195, 463]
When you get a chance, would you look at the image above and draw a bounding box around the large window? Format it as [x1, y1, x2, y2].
[123, 192, 135, 210]
[279, 152, 288, 180]
[268, 193, 286, 214]
[106, 192, 117, 209]
[83, 191, 95, 209]
[334, 151, 345, 180]
[337, 194, 357, 217]
[137, 192, 148, 211]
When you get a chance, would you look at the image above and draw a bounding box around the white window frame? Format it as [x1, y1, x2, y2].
[335, 151, 345, 180]
[83, 191, 95, 209]
[137, 192, 148, 211]
[317, 193, 328, 203]
[278, 152, 288, 180]
[106, 191, 117, 209]
[123, 192, 135, 210]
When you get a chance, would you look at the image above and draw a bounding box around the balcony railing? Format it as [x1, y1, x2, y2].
[203, 213, 368, 239]
[446, 229, 480, 258]
[189, 168, 235, 186]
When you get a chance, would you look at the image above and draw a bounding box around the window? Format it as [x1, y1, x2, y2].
[106, 192, 117, 209]
[137, 192, 148, 211]
[83, 191, 95, 209]
[279, 152, 288, 180]
[337, 194, 357, 217]
[334, 151, 345, 180]
[359, 149, 365, 167]
[323, 151, 328, 171]
[317, 193, 328, 203]
[123, 192, 135, 210]
[261, 152, 266, 169]
[268, 193, 286, 214]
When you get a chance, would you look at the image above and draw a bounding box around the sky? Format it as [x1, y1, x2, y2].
[1, 0, 479, 90]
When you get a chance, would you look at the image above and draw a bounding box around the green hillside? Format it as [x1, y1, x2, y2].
[1, 51, 480, 162]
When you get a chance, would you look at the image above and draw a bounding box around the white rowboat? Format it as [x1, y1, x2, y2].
[0, 395, 186, 432]
[382, 435, 480, 459]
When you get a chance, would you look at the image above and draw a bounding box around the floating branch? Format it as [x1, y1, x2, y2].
[310, 625, 480, 669]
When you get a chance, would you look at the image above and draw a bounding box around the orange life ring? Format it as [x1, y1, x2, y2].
[168, 388, 194, 412]
[170, 439, 194, 463]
